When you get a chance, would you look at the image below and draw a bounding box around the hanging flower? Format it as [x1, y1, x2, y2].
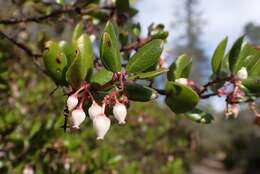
[113, 102, 127, 124]
[71, 108, 86, 129]
[88, 101, 103, 120]
[93, 114, 111, 140]
[67, 95, 78, 111]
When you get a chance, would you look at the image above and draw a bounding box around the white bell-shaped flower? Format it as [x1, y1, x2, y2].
[71, 108, 86, 129]
[175, 78, 188, 85]
[113, 102, 127, 124]
[88, 101, 103, 120]
[93, 114, 111, 140]
[237, 67, 248, 80]
[67, 95, 78, 111]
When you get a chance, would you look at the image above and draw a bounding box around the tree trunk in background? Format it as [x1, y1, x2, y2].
[172, 0, 207, 83]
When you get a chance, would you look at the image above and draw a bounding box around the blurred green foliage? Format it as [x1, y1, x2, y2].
[0, 58, 194, 173]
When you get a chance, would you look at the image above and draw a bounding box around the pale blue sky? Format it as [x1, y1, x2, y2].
[135, 0, 260, 55]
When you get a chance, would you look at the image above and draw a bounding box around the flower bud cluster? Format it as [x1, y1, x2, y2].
[65, 79, 129, 140]
[87, 99, 128, 140]
[66, 94, 86, 129]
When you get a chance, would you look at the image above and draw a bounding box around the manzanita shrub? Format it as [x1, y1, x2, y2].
[1, 0, 260, 142]
[43, 21, 260, 139]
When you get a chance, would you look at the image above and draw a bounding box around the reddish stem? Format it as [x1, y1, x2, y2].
[198, 76, 232, 96]
[120, 37, 152, 52]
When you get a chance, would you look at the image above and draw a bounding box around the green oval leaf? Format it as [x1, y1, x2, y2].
[245, 55, 259, 71]
[66, 34, 93, 89]
[91, 68, 113, 87]
[100, 32, 121, 72]
[43, 41, 67, 85]
[167, 54, 191, 81]
[59, 40, 75, 66]
[184, 109, 214, 124]
[72, 23, 84, 45]
[126, 39, 164, 73]
[243, 76, 260, 94]
[234, 44, 260, 73]
[165, 82, 199, 114]
[181, 59, 193, 78]
[104, 21, 118, 46]
[234, 44, 252, 73]
[228, 36, 244, 73]
[99, 22, 121, 72]
[248, 58, 260, 76]
[211, 37, 228, 74]
[124, 83, 158, 102]
[127, 68, 168, 80]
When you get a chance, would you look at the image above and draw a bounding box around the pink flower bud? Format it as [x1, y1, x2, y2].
[71, 108, 86, 129]
[175, 78, 188, 85]
[113, 102, 127, 124]
[67, 95, 78, 111]
[88, 101, 103, 120]
[93, 114, 111, 140]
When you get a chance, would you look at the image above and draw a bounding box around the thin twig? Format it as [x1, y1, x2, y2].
[48, 86, 59, 97]
[200, 92, 218, 99]
[93, 79, 117, 92]
[0, 5, 114, 25]
[0, 30, 41, 58]
[0, 8, 75, 24]
[120, 37, 152, 52]
[153, 88, 167, 95]
[198, 76, 231, 96]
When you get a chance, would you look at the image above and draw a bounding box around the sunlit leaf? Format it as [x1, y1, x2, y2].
[43, 41, 67, 85]
[211, 37, 228, 74]
[167, 54, 191, 81]
[91, 68, 113, 87]
[59, 40, 75, 66]
[126, 39, 163, 73]
[100, 32, 122, 72]
[72, 23, 84, 46]
[66, 34, 93, 89]
[127, 68, 168, 80]
[228, 36, 244, 72]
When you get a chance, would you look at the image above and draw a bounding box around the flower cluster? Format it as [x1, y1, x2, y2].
[173, 67, 249, 119]
[66, 82, 128, 140]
